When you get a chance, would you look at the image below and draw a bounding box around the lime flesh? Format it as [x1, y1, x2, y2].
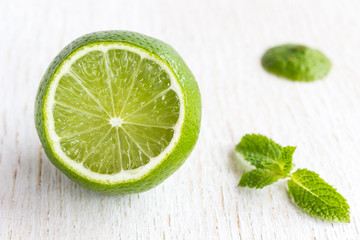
[54, 46, 180, 175]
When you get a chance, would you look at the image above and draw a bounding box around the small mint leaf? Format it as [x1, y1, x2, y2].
[281, 146, 296, 176]
[288, 168, 350, 222]
[239, 169, 282, 189]
[236, 134, 295, 175]
[235, 134, 282, 168]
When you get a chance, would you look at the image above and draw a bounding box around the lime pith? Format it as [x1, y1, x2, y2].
[35, 31, 201, 194]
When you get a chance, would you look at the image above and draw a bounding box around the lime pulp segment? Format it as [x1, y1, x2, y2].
[45, 43, 184, 182]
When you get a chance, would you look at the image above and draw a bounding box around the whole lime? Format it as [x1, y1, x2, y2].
[35, 31, 201, 194]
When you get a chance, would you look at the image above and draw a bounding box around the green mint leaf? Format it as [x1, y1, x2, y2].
[236, 134, 295, 174]
[235, 134, 283, 169]
[281, 146, 296, 176]
[239, 169, 282, 189]
[236, 134, 296, 188]
[288, 168, 350, 222]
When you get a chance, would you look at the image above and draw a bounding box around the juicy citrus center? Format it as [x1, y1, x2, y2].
[45, 43, 184, 178]
[110, 117, 123, 127]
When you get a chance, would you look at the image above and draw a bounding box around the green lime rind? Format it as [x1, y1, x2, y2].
[35, 31, 201, 194]
[261, 44, 332, 82]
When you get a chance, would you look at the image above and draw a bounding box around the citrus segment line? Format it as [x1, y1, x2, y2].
[68, 71, 112, 118]
[59, 124, 109, 139]
[115, 127, 123, 171]
[122, 122, 174, 129]
[80, 127, 113, 164]
[123, 127, 168, 148]
[118, 58, 143, 117]
[122, 87, 172, 120]
[120, 126, 151, 160]
[103, 51, 116, 117]
[54, 101, 108, 120]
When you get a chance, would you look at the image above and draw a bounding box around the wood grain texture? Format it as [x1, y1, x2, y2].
[1, 0, 360, 239]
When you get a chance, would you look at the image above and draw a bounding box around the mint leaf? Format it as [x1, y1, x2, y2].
[288, 169, 350, 222]
[261, 44, 331, 82]
[281, 146, 296, 175]
[239, 169, 282, 189]
[235, 134, 282, 168]
[236, 134, 295, 188]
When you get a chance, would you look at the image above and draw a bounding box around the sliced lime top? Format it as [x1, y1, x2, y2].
[44, 43, 184, 182]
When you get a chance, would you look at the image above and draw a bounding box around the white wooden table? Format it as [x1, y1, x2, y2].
[1, 0, 360, 239]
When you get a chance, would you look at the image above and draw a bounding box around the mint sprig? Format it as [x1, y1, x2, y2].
[236, 134, 350, 223]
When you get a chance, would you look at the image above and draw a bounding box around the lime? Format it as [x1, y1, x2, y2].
[35, 31, 201, 194]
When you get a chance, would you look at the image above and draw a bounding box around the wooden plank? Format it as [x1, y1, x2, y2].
[0, 0, 359, 239]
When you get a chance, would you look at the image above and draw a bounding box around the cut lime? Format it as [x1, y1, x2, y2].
[35, 31, 201, 194]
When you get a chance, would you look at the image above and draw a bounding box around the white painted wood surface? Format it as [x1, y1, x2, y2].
[1, 0, 360, 239]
